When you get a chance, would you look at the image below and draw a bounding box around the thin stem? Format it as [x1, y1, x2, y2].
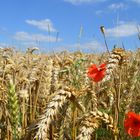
[29, 85, 33, 122]
[50, 125, 54, 140]
[103, 33, 110, 55]
[114, 67, 122, 140]
[72, 105, 77, 140]
[117, 67, 122, 114]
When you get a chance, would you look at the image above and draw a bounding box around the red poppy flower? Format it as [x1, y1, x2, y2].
[87, 63, 106, 82]
[124, 112, 140, 137]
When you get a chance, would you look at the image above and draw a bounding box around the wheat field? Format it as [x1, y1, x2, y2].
[0, 46, 140, 140]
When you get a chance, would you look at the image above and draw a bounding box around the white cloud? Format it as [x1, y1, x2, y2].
[108, 3, 127, 10]
[106, 22, 138, 37]
[130, 0, 140, 4]
[21, 41, 39, 46]
[95, 3, 127, 15]
[25, 19, 56, 32]
[56, 40, 105, 52]
[13, 32, 62, 42]
[64, 0, 106, 5]
[95, 10, 103, 15]
[80, 40, 105, 51]
[0, 43, 12, 48]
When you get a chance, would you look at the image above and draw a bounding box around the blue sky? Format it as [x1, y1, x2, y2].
[0, 0, 140, 53]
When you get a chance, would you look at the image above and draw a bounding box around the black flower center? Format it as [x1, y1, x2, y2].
[133, 120, 140, 126]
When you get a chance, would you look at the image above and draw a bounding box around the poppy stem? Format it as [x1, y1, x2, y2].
[102, 33, 110, 55]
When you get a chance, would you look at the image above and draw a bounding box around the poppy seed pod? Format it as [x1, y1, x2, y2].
[100, 26, 105, 35]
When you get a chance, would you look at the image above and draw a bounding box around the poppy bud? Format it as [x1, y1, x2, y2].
[100, 26, 105, 35]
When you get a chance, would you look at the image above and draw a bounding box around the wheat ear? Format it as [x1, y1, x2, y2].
[77, 114, 99, 140]
[77, 110, 116, 140]
[8, 80, 20, 139]
[34, 88, 73, 139]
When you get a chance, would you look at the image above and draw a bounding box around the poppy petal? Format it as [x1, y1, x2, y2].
[124, 112, 140, 137]
[87, 63, 106, 82]
[99, 63, 106, 69]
